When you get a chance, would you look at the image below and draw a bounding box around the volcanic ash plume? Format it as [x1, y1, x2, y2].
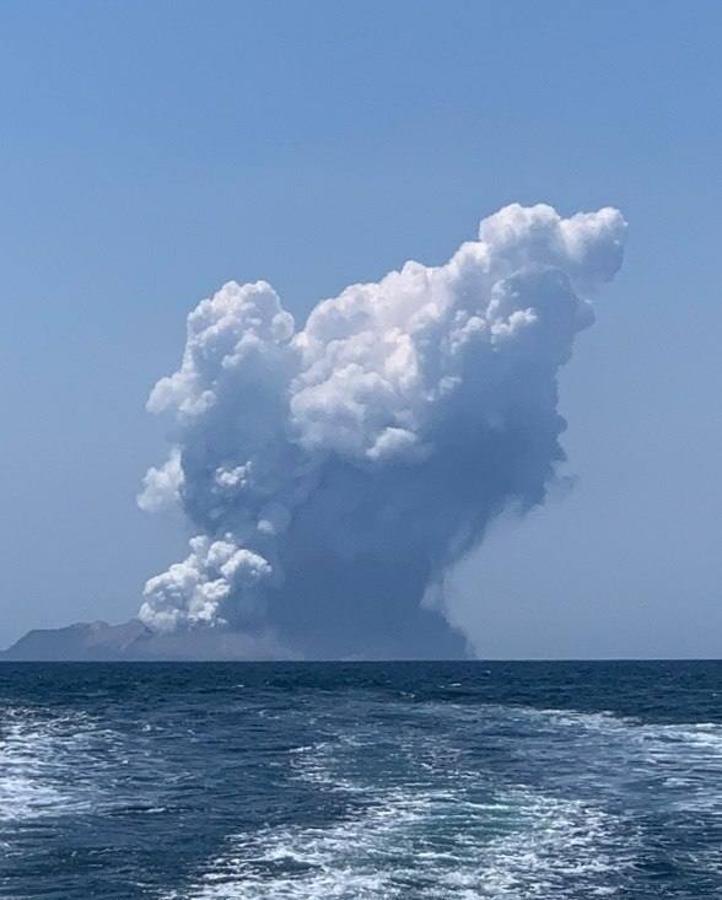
[138, 203, 626, 658]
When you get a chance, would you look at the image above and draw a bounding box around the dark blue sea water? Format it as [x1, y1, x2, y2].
[2, 661, 722, 899]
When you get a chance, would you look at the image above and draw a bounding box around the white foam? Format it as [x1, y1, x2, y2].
[167, 699, 722, 899]
[166, 705, 646, 899]
[165, 781, 624, 899]
[0, 705, 137, 823]
[0, 707, 93, 821]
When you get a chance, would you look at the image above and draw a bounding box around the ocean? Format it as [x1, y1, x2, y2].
[1, 660, 721, 899]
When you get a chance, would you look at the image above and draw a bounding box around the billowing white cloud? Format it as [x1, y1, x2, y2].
[137, 447, 184, 512]
[138, 203, 626, 657]
[139, 535, 272, 634]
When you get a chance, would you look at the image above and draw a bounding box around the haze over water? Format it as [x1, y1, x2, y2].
[2, 660, 722, 899]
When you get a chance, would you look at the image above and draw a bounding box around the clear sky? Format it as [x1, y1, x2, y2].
[1, 0, 720, 656]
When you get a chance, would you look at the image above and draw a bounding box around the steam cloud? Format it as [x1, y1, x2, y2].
[138, 203, 626, 658]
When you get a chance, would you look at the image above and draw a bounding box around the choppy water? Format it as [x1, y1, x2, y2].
[2, 662, 722, 898]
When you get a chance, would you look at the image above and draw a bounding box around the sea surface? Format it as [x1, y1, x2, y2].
[1, 661, 722, 899]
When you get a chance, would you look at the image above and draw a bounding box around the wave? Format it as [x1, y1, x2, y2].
[164, 703, 658, 899]
[0, 707, 101, 822]
[8, 692, 722, 899]
[0, 704, 166, 825]
[165, 784, 623, 899]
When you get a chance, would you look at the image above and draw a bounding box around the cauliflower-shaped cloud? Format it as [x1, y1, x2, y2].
[139, 203, 626, 656]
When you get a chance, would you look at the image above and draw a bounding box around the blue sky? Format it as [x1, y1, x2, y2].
[1, 0, 720, 655]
